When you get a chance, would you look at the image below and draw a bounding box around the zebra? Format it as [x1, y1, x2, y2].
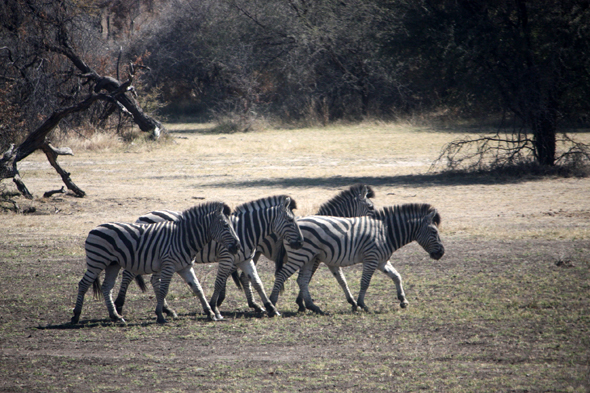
[114, 195, 304, 320]
[268, 183, 376, 312]
[70, 201, 240, 324]
[120, 185, 375, 315]
[269, 203, 444, 314]
[204, 183, 376, 313]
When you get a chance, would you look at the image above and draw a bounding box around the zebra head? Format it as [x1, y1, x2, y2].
[349, 183, 376, 217]
[317, 183, 376, 217]
[272, 196, 304, 250]
[210, 203, 242, 255]
[415, 209, 444, 260]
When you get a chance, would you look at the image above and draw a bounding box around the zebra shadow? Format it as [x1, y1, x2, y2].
[36, 313, 219, 329]
[271, 308, 399, 318]
[36, 319, 159, 330]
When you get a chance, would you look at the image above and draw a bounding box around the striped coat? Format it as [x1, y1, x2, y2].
[270, 203, 444, 314]
[71, 202, 240, 324]
[114, 195, 303, 320]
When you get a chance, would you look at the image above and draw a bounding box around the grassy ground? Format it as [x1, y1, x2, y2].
[1, 122, 589, 392]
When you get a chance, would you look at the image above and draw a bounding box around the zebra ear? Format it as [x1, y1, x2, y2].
[364, 184, 376, 199]
[357, 184, 375, 200]
[221, 203, 231, 216]
[285, 196, 297, 211]
[425, 209, 439, 225]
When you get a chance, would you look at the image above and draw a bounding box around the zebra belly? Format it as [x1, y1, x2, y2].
[119, 257, 163, 275]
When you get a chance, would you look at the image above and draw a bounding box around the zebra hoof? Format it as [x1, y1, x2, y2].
[310, 307, 324, 315]
[206, 312, 219, 321]
[264, 302, 280, 317]
[400, 301, 409, 308]
[156, 317, 168, 324]
[351, 305, 359, 312]
[71, 309, 81, 324]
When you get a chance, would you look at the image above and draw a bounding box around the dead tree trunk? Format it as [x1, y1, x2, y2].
[49, 35, 163, 139]
[0, 87, 130, 198]
[0, 28, 165, 199]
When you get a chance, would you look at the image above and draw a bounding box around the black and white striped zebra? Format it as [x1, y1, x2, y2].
[114, 195, 304, 320]
[122, 184, 376, 315]
[268, 183, 376, 312]
[269, 203, 444, 314]
[70, 201, 240, 324]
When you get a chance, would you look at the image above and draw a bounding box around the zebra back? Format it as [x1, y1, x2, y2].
[136, 209, 182, 224]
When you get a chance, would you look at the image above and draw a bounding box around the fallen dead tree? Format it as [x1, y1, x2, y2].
[0, 60, 161, 199]
[1, 88, 114, 198]
[0, 22, 163, 199]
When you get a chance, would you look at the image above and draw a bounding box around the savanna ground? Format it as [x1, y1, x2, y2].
[1, 122, 589, 392]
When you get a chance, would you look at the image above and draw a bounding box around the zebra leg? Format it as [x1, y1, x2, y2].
[295, 258, 321, 312]
[154, 265, 177, 324]
[239, 271, 265, 313]
[239, 252, 265, 312]
[149, 273, 177, 318]
[328, 265, 359, 311]
[238, 258, 280, 317]
[177, 266, 217, 321]
[297, 261, 324, 314]
[71, 268, 101, 324]
[102, 263, 125, 323]
[270, 255, 306, 307]
[114, 269, 135, 315]
[356, 260, 379, 312]
[208, 257, 235, 320]
[379, 261, 409, 308]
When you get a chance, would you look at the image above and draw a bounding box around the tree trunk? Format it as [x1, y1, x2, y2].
[532, 113, 557, 166]
[530, 93, 558, 166]
[50, 32, 164, 139]
[0, 93, 112, 198]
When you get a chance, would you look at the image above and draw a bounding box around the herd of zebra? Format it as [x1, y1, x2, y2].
[70, 184, 445, 325]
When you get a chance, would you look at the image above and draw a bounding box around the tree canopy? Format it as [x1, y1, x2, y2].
[2, 0, 590, 167]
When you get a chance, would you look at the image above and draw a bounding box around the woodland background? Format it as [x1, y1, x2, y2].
[2, 0, 590, 169]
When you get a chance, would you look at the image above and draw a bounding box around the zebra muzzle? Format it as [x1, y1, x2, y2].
[430, 248, 444, 260]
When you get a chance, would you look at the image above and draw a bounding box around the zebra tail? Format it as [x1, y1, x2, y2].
[92, 277, 103, 300]
[231, 271, 242, 290]
[135, 275, 148, 293]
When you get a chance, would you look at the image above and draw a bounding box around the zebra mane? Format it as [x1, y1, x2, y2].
[376, 203, 441, 226]
[232, 195, 296, 214]
[180, 201, 231, 219]
[317, 183, 375, 215]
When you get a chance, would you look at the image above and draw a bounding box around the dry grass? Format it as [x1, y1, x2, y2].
[1, 122, 590, 392]
[4, 122, 590, 241]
